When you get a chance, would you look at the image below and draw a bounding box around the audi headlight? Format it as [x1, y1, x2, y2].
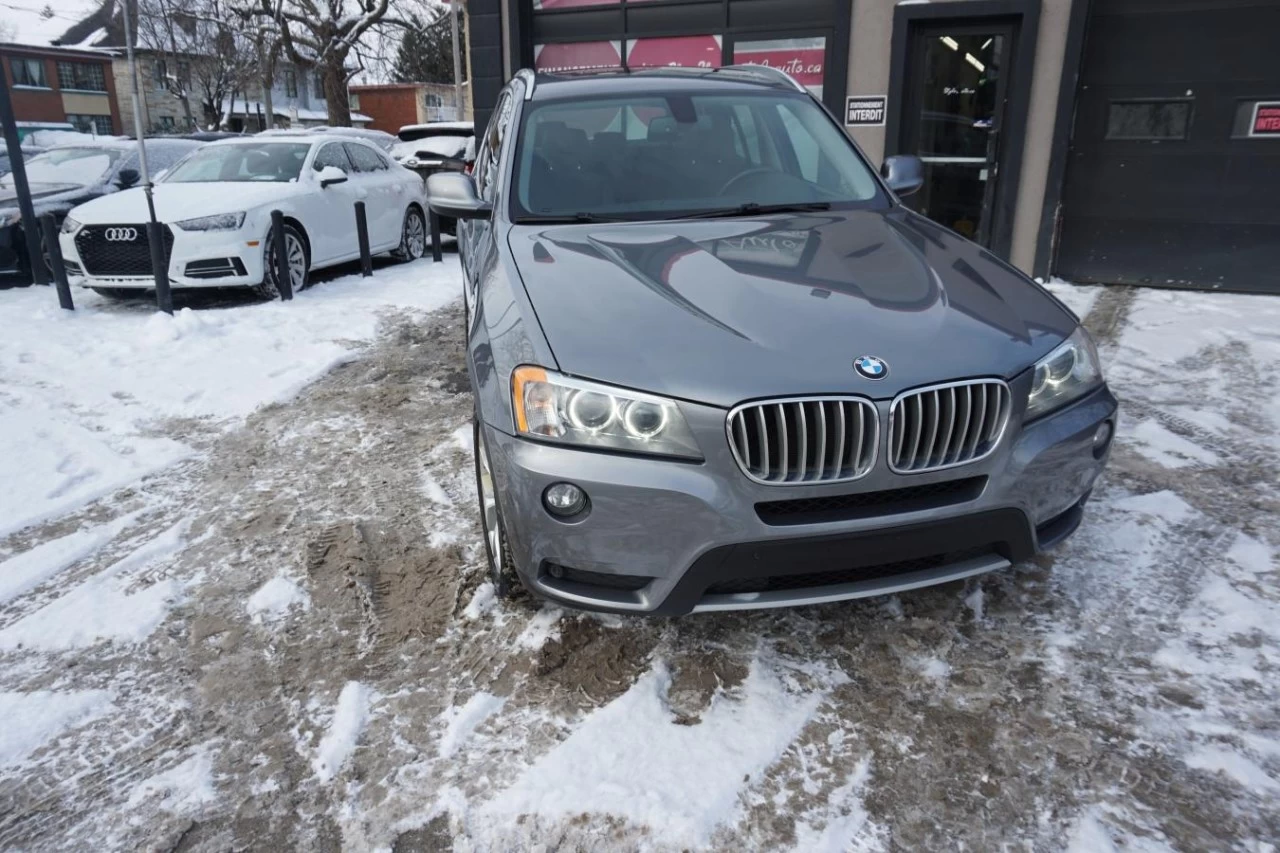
[60, 215, 82, 234]
[512, 366, 701, 459]
[1026, 327, 1103, 419]
[174, 212, 246, 231]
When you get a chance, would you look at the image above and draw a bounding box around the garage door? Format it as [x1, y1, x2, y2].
[1054, 0, 1280, 293]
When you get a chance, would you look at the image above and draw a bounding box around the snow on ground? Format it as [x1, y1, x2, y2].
[0, 261, 460, 538]
[246, 575, 310, 624]
[312, 681, 377, 783]
[1, 272, 1278, 850]
[0, 688, 113, 765]
[482, 655, 841, 848]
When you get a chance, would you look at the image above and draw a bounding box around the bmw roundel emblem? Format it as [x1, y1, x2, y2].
[853, 355, 888, 380]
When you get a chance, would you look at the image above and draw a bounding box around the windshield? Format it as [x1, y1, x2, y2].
[511, 92, 884, 220]
[1, 147, 119, 188]
[162, 143, 310, 183]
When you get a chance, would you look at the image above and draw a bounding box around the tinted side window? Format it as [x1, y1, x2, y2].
[345, 142, 386, 172]
[477, 92, 513, 201]
[313, 143, 352, 172]
[147, 143, 198, 172]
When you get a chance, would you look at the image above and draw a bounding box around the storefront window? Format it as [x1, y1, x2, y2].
[626, 35, 722, 69]
[533, 41, 623, 73]
[732, 37, 826, 100]
[532, 0, 619, 8]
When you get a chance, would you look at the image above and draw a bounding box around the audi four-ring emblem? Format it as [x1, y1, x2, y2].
[104, 227, 139, 241]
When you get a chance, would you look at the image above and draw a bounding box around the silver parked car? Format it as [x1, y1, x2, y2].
[429, 67, 1117, 616]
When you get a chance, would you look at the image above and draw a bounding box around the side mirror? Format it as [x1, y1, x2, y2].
[317, 165, 348, 188]
[116, 167, 140, 189]
[881, 155, 924, 197]
[427, 172, 490, 221]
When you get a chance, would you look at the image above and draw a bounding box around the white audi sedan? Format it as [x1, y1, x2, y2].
[59, 134, 429, 298]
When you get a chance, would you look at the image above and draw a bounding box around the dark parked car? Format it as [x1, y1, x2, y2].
[0, 138, 203, 281]
[429, 67, 1117, 616]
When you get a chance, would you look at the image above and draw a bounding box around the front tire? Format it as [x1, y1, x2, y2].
[392, 206, 427, 261]
[473, 418, 519, 598]
[256, 224, 309, 299]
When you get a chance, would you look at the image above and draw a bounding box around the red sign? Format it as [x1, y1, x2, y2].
[1253, 103, 1280, 136]
[532, 0, 618, 9]
[533, 41, 622, 74]
[626, 35, 722, 69]
[732, 38, 826, 98]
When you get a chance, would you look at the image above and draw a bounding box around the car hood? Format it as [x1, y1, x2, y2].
[69, 182, 309, 224]
[507, 208, 1079, 407]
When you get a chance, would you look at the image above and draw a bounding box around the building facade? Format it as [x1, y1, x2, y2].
[113, 54, 370, 133]
[470, 0, 1280, 293]
[349, 82, 472, 134]
[0, 43, 121, 136]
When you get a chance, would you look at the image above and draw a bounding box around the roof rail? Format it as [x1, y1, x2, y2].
[715, 64, 807, 93]
[514, 68, 536, 100]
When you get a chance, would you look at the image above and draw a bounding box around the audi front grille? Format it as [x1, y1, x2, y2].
[728, 397, 878, 485]
[75, 224, 174, 276]
[888, 379, 1011, 474]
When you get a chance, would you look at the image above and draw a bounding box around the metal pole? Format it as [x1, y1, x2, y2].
[451, 0, 463, 121]
[354, 201, 372, 277]
[122, 0, 173, 313]
[270, 210, 293, 300]
[40, 214, 73, 310]
[429, 210, 443, 263]
[0, 73, 48, 286]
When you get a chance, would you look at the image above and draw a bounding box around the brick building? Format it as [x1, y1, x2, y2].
[0, 43, 121, 136]
[348, 82, 471, 134]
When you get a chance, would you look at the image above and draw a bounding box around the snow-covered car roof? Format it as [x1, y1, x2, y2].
[398, 121, 474, 134]
[259, 127, 397, 151]
[205, 133, 378, 148]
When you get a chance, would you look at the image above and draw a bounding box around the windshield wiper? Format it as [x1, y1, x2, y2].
[513, 212, 627, 224]
[674, 201, 832, 220]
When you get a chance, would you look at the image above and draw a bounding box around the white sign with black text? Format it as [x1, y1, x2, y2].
[845, 95, 887, 127]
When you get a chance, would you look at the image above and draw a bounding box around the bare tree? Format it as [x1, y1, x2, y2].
[136, 0, 255, 130]
[237, 0, 440, 126]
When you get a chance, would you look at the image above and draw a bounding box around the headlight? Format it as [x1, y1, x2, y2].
[512, 366, 701, 459]
[174, 212, 246, 231]
[60, 215, 82, 234]
[1026, 327, 1103, 419]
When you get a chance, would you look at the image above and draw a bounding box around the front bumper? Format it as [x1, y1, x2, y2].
[483, 382, 1117, 616]
[59, 226, 267, 291]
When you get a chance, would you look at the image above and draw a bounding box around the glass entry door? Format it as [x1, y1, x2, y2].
[900, 24, 1013, 246]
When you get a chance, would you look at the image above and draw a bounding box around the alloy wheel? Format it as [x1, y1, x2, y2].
[405, 210, 427, 259]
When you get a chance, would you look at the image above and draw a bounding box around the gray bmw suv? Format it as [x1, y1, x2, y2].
[428, 66, 1117, 616]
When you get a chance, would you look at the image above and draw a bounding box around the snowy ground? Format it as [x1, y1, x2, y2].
[0, 265, 1277, 851]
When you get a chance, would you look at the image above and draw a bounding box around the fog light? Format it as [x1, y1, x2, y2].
[1093, 421, 1113, 458]
[543, 482, 586, 517]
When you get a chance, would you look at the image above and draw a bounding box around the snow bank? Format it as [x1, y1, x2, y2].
[482, 657, 829, 847]
[0, 689, 113, 766]
[0, 259, 462, 538]
[313, 681, 377, 783]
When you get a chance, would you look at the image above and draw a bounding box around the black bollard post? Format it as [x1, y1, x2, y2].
[429, 210, 442, 263]
[354, 201, 373, 277]
[39, 214, 73, 310]
[270, 210, 293, 300]
[146, 220, 172, 314]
